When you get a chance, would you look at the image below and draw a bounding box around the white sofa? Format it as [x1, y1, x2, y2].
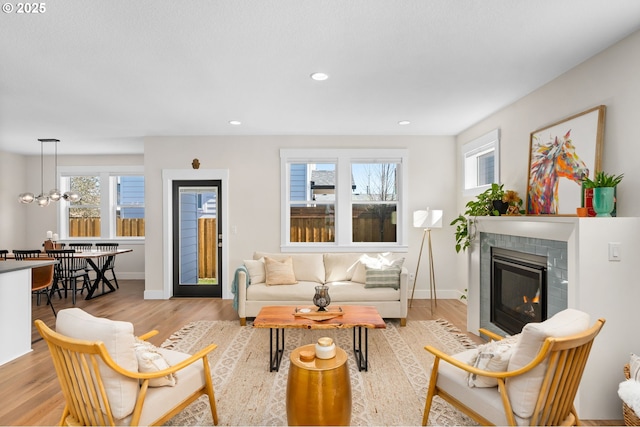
[234, 252, 408, 326]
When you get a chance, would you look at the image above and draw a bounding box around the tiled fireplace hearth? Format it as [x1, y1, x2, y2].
[465, 215, 640, 420]
[479, 232, 568, 336]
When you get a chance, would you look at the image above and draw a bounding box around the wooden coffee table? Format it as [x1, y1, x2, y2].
[253, 305, 386, 372]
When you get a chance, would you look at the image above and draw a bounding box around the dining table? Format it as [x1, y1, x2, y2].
[64, 248, 133, 299]
[7, 248, 132, 300]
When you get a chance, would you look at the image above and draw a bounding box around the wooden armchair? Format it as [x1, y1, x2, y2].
[422, 309, 605, 426]
[35, 308, 218, 426]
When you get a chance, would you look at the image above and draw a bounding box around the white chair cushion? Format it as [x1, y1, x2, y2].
[506, 308, 591, 419]
[254, 252, 325, 283]
[435, 349, 529, 426]
[56, 308, 139, 420]
[118, 348, 206, 426]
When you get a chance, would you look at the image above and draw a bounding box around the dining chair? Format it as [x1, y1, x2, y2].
[68, 243, 93, 277]
[95, 242, 120, 289]
[30, 257, 57, 316]
[46, 249, 91, 304]
[0, 249, 8, 260]
[13, 249, 43, 259]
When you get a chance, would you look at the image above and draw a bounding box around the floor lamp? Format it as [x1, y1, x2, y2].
[410, 209, 443, 310]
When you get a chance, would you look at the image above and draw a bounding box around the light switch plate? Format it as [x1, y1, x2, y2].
[608, 242, 621, 262]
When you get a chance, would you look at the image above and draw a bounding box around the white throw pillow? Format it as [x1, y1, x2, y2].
[56, 308, 139, 420]
[630, 353, 640, 381]
[244, 258, 266, 284]
[264, 256, 298, 285]
[134, 338, 177, 387]
[467, 334, 519, 388]
[506, 308, 590, 419]
[323, 253, 361, 282]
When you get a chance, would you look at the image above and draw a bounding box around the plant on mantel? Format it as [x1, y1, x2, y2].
[451, 183, 525, 253]
[582, 171, 624, 188]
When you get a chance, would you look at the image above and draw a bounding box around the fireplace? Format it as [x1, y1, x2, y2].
[490, 247, 547, 335]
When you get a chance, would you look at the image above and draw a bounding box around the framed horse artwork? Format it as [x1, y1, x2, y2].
[526, 105, 605, 215]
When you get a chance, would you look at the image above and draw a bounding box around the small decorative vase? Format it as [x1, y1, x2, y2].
[592, 187, 615, 217]
[313, 285, 331, 311]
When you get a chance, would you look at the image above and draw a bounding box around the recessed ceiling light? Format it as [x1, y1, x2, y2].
[310, 72, 329, 81]
[398, 120, 411, 125]
[229, 120, 242, 126]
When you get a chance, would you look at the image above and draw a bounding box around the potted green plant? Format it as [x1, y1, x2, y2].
[451, 183, 504, 253]
[582, 171, 623, 217]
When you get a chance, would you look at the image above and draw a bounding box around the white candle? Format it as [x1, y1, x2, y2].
[46, 231, 53, 239]
[52, 233, 59, 241]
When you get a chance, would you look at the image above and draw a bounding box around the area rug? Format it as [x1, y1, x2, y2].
[161, 319, 479, 426]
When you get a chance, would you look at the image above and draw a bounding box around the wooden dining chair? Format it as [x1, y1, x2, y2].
[30, 257, 57, 316]
[95, 243, 120, 289]
[46, 249, 91, 304]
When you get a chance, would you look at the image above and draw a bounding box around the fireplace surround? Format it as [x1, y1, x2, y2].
[465, 215, 640, 420]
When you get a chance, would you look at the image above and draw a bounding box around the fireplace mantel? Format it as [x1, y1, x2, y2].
[466, 215, 640, 419]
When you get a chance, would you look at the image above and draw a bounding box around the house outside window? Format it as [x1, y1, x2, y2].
[462, 129, 500, 196]
[59, 166, 144, 239]
[281, 149, 408, 251]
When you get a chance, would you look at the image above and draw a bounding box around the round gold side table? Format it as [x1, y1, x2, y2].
[286, 344, 352, 426]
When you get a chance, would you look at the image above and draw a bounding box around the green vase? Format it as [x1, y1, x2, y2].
[592, 187, 615, 217]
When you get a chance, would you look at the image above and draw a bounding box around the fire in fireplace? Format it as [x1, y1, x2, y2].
[490, 248, 547, 335]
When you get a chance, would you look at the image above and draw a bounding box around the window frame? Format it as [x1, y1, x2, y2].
[462, 129, 500, 197]
[58, 165, 144, 240]
[280, 148, 408, 252]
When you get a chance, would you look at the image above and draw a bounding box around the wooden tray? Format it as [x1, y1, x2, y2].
[293, 307, 344, 321]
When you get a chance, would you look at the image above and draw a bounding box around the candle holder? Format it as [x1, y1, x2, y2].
[313, 285, 331, 311]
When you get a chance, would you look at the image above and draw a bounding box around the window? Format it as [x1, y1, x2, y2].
[59, 166, 144, 239]
[281, 149, 408, 251]
[462, 129, 500, 196]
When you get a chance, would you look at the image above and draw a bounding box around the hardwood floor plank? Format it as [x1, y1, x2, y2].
[0, 280, 617, 426]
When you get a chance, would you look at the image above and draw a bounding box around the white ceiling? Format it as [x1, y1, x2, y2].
[2, 0, 640, 156]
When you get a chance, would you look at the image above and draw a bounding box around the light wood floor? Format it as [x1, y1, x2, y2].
[0, 280, 618, 426]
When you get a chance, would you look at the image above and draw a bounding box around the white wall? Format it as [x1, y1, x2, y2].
[143, 136, 458, 299]
[0, 151, 28, 251]
[455, 29, 640, 419]
[457, 29, 640, 214]
[1, 153, 145, 278]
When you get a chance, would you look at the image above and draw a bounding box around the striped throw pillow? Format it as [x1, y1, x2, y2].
[364, 258, 404, 290]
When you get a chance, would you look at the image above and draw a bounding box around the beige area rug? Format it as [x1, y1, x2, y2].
[161, 319, 479, 426]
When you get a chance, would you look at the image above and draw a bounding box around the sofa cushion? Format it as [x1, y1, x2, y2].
[254, 252, 325, 283]
[506, 308, 590, 419]
[365, 257, 404, 290]
[244, 258, 265, 284]
[247, 281, 319, 301]
[323, 253, 362, 282]
[264, 256, 298, 285]
[56, 308, 139, 420]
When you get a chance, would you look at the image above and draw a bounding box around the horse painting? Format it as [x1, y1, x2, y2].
[527, 130, 589, 214]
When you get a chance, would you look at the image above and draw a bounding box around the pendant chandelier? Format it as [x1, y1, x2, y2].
[18, 138, 82, 206]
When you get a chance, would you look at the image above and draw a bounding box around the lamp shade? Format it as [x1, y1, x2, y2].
[413, 209, 443, 229]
